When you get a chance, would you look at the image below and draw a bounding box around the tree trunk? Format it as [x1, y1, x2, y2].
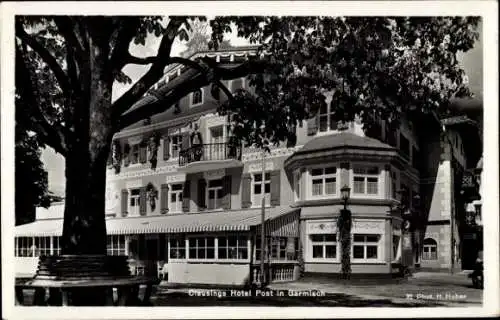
[61, 35, 114, 255]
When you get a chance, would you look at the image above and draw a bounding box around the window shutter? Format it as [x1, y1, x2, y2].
[241, 173, 252, 208]
[139, 142, 147, 163]
[182, 180, 191, 212]
[160, 184, 169, 214]
[139, 187, 147, 216]
[121, 189, 128, 217]
[123, 144, 130, 167]
[307, 115, 318, 136]
[221, 175, 232, 210]
[163, 137, 170, 161]
[270, 170, 281, 206]
[197, 179, 207, 211]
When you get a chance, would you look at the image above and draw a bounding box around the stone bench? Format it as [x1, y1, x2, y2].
[16, 255, 160, 306]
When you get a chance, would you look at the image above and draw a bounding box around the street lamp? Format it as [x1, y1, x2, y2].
[341, 185, 351, 210]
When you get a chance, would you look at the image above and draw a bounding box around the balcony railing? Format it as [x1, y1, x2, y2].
[179, 143, 242, 167]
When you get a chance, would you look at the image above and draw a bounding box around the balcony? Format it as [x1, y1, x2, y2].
[178, 143, 243, 173]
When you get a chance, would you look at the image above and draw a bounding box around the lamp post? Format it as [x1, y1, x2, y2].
[339, 185, 351, 280]
[341, 185, 351, 210]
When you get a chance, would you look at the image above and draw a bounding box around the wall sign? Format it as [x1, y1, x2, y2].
[166, 174, 186, 184]
[248, 161, 274, 173]
[352, 220, 385, 234]
[307, 220, 337, 234]
[204, 169, 226, 180]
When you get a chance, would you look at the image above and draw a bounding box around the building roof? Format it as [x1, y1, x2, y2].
[297, 132, 394, 154]
[15, 206, 299, 237]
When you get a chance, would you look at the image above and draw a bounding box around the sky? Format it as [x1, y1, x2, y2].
[40, 19, 484, 198]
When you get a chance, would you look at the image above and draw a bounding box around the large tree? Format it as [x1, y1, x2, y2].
[15, 16, 480, 258]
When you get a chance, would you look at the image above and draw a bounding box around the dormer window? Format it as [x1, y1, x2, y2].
[191, 89, 203, 107]
[318, 103, 337, 132]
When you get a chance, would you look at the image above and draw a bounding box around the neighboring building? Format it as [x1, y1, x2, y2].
[15, 46, 482, 284]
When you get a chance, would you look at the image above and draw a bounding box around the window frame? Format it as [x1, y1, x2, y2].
[168, 235, 187, 261]
[351, 233, 383, 263]
[106, 235, 126, 256]
[217, 235, 249, 261]
[129, 188, 141, 215]
[306, 165, 339, 200]
[317, 102, 339, 133]
[190, 88, 204, 107]
[422, 238, 438, 260]
[251, 171, 271, 208]
[206, 179, 224, 210]
[169, 183, 183, 213]
[350, 165, 381, 198]
[187, 236, 216, 262]
[130, 144, 140, 164]
[170, 134, 182, 159]
[309, 234, 339, 262]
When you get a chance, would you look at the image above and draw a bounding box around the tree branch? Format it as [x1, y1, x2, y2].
[16, 44, 68, 156]
[53, 17, 85, 61]
[111, 17, 186, 119]
[15, 20, 71, 95]
[109, 17, 143, 72]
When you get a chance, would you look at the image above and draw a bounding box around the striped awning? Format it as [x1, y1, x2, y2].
[15, 206, 300, 237]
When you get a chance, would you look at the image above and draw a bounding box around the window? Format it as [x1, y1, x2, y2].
[169, 236, 186, 259]
[107, 235, 126, 256]
[253, 172, 271, 206]
[207, 179, 224, 210]
[15, 237, 33, 257]
[256, 237, 298, 261]
[169, 184, 183, 213]
[130, 144, 140, 164]
[353, 234, 381, 260]
[311, 234, 337, 260]
[218, 236, 248, 260]
[170, 135, 182, 158]
[318, 102, 338, 132]
[35, 237, 51, 256]
[188, 237, 215, 260]
[392, 235, 401, 260]
[129, 188, 141, 215]
[422, 238, 438, 260]
[191, 89, 203, 106]
[353, 166, 379, 195]
[391, 171, 398, 199]
[53, 236, 61, 255]
[400, 184, 410, 208]
[399, 134, 410, 160]
[310, 167, 337, 197]
[294, 171, 301, 201]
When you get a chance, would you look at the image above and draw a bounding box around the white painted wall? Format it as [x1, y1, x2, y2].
[167, 262, 250, 285]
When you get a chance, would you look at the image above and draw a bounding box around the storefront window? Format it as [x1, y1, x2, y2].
[352, 234, 380, 260]
[188, 237, 215, 260]
[107, 235, 126, 256]
[15, 237, 33, 257]
[35, 237, 51, 256]
[218, 235, 248, 260]
[169, 235, 186, 259]
[310, 234, 337, 260]
[256, 237, 298, 261]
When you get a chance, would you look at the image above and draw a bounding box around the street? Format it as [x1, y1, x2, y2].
[150, 272, 483, 307]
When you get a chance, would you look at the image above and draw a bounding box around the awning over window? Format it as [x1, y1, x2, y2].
[15, 206, 300, 237]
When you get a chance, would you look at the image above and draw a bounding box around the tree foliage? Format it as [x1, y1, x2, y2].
[15, 16, 480, 254]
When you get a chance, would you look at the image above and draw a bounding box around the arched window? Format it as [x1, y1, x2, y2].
[422, 238, 438, 260]
[191, 89, 203, 106]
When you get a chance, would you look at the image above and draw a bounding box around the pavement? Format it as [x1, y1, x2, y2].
[150, 271, 483, 307]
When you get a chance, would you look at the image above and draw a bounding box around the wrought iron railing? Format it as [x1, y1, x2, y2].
[179, 143, 242, 167]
